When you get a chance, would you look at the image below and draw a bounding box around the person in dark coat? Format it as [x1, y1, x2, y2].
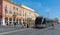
[52, 23, 54, 29]
[27, 24, 29, 28]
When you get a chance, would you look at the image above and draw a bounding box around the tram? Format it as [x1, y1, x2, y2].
[35, 16, 53, 28]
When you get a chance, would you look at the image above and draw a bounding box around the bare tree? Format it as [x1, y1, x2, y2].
[53, 17, 59, 23]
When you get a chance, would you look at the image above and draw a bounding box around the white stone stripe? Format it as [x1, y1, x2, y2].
[0, 28, 31, 35]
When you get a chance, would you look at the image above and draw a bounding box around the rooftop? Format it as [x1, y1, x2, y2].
[3, 0, 35, 11]
[21, 4, 35, 11]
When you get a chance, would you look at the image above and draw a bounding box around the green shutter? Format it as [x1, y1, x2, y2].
[9, 11, 12, 14]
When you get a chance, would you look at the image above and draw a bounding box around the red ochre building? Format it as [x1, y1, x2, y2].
[0, 0, 39, 26]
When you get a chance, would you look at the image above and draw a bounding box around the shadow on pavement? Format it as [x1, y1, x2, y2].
[32, 27, 46, 29]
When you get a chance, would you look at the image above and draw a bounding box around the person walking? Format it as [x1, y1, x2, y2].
[52, 23, 54, 29]
[23, 21, 27, 28]
[27, 24, 29, 28]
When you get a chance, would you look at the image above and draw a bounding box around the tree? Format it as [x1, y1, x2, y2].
[53, 17, 59, 23]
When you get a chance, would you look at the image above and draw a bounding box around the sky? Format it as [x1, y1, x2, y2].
[10, 0, 60, 19]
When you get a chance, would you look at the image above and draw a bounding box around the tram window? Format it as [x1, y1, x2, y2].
[35, 17, 43, 24]
[42, 18, 46, 24]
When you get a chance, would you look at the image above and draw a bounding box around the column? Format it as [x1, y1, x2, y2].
[8, 17, 9, 25]
[12, 18, 13, 25]
[2, 18, 6, 26]
[18, 19, 19, 25]
[21, 19, 23, 25]
[0, 18, 2, 25]
[15, 18, 17, 25]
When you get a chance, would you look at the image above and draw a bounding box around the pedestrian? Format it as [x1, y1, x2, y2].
[23, 21, 27, 28]
[57, 22, 59, 24]
[23, 22, 25, 26]
[6, 22, 8, 26]
[52, 23, 54, 29]
[27, 24, 29, 28]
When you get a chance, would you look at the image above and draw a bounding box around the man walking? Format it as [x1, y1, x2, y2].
[52, 23, 54, 29]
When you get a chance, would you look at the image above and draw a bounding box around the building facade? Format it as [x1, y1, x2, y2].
[0, 0, 39, 26]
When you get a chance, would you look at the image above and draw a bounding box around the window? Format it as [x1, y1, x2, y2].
[15, 12, 18, 15]
[13, 18, 15, 21]
[35, 17, 43, 24]
[9, 11, 12, 14]
[13, 12, 17, 16]
[16, 8, 18, 11]
[16, 19, 18, 25]
[5, 18, 8, 22]
[9, 18, 12, 21]
[5, 18, 8, 24]
[5, 9, 8, 14]
[19, 19, 22, 25]
[9, 18, 12, 24]
[10, 6, 11, 9]
[17, 19, 18, 21]
[23, 14, 24, 16]
[14, 12, 16, 15]
[29, 12, 31, 14]
[5, 4, 7, 8]
[13, 7, 15, 10]
[25, 13, 26, 17]
[18, 14, 21, 16]
[19, 14, 21, 16]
